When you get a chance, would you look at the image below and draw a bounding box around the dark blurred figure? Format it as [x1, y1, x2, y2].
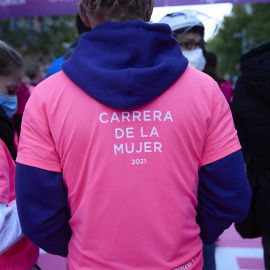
[46, 14, 91, 77]
[231, 41, 270, 270]
[203, 51, 233, 105]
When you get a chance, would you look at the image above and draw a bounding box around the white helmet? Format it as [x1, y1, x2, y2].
[159, 10, 205, 37]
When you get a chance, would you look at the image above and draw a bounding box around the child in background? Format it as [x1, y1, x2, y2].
[0, 40, 39, 270]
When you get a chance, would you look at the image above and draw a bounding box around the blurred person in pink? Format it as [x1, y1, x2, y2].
[15, 1, 251, 270]
[0, 40, 39, 270]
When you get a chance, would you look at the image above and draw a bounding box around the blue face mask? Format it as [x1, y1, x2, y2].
[0, 93, 18, 119]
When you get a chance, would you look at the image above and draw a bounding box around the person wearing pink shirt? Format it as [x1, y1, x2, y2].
[0, 40, 39, 270]
[16, 1, 251, 269]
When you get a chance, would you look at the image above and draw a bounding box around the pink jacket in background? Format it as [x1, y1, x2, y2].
[219, 81, 233, 104]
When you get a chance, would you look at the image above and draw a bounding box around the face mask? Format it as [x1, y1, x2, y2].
[182, 48, 206, 71]
[0, 93, 18, 119]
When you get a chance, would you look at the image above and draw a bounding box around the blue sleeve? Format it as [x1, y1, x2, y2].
[15, 163, 72, 257]
[196, 150, 252, 244]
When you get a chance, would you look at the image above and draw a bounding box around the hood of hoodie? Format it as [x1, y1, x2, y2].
[240, 41, 270, 104]
[62, 20, 188, 110]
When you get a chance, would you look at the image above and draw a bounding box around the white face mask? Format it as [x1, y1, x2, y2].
[182, 48, 206, 71]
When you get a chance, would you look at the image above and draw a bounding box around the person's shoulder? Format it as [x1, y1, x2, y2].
[185, 65, 215, 80]
[38, 70, 68, 89]
[168, 66, 221, 109]
[33, 71, 76, 103]
[180, 65, 218, 90]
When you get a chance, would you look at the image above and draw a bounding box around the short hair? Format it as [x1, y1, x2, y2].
[0, 40, 23, 76]
[82, 0, 149, 21]
[25, 62, 40, 80]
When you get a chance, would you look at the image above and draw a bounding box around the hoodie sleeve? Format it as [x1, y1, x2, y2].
[15, 164, 72, 257]
[196, 149, 252, 244]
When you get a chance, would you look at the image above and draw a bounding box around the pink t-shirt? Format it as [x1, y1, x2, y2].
[17, 67, 241, 270]
[0, 139, 39, 270]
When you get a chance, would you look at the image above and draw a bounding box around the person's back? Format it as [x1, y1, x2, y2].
[231, 41, 270, 269]
[18, 66, 240, 269]
[15, 1, 251, 270]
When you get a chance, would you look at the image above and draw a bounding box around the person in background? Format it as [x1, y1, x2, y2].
[0, 40, 39, 270]
[231, 41, 270, 270]
[203, 51, 233, 105]
[159, 10, 206, 71]
[24, 62, 44, 95]
[201, 50, 235, 270]
[46, 14, 91, 77]
[159, 11, 216, 270]
[16, 1, 251, 269]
